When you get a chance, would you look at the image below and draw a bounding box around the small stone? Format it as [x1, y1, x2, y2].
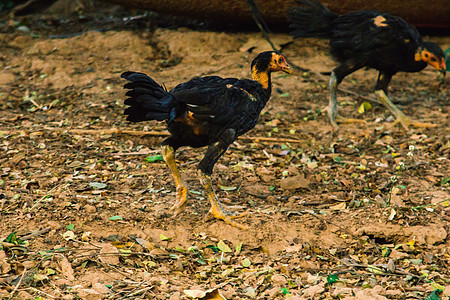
[77, 289, 103, 300]
[92, 283, 109, 294]
[221, 285, 236, 299]
[265, 287, 279, 298]
[266, 195, 277, 203]
[389, 249, 409, 260]
[0, 250, 6, 261]
[306, 273, 320, 284]
[243, 286, 256, 297]
[17, 291, 33, 299]
[84, 204, 96, 213]
[303, 283, 325, 298]
[22, 260, 35, 269]
[271, 274, 287, 285]
[333, 287, 353, 297]
[47, 220, 63, 230]
[54, 278, 71, 287]
[169, 292, 181, 300]
[279, 174, 310, 190]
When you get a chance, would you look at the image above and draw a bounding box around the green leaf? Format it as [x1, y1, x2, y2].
[242, 258, 251, 267]
[145, 155, 164, 163]
[189, 190, 202, 195]
[120, 249, 132, 256]
[33, 273, 49, 282]
[205, 245, 219, 253]
[445, 48, 450, 72]
[358, 101, 372, 114]
[159, 233, 172, 241]
[441, 176, 450, 185]
[425, 290, 441, 300]
[66, 223, 74, 230]
[219, 185, 237, 191]
[279, 287, 290, 295]
[279, 92, 290, 97]
[367, 265, 385, 275]
[46, 268, 56, 275]
[235, 242, 243, 255]
[89, 182, 107, 189]
[109, 215, 123, 221]
[408, 258, 422, 265]
[326, 274, 340, 284]
[5, 231, 17, 243]
[143, 260, 157, 268]
[217, 240, 232, 253]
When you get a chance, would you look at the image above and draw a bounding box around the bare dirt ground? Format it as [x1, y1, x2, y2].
[0, 2, 449, 299]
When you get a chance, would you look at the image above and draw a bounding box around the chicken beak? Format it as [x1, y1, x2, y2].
[282, 64, 292, 74]
[440, 61, 446, 77]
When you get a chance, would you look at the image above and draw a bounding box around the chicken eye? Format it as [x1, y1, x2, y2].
[278, 57, 284, 63]
[424, 53, 429, 58]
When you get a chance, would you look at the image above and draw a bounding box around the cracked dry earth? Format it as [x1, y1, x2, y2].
[0, 8, 449, 300]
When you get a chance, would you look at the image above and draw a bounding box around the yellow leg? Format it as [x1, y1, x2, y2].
[162, 145, 188, 215]
[198, 171, 248, 230]
[327, 72, 366, 128]
[374, 90, 437, 130]
[335, 114, 367, 125]
[328, 71, 339, 129]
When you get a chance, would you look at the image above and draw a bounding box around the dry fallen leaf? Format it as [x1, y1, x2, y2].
[99, 243, 120, 265]
[184, 288, 227, 299]
[279, 174, 310, 190]
[59, 255, 74, 281]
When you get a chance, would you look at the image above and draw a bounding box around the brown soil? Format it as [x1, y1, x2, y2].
[0, 3, 449, 300]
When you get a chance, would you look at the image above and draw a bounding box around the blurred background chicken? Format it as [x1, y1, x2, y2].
[288, 0, 446, 130]
[122, 51, 291, 229]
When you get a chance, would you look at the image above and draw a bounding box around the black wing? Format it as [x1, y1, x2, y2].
[330, 11, 421, 60]
[170, 76, 264, 128]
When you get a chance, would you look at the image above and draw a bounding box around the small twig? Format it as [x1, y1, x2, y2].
[9, 267, 26, 299]
[113, 150, 160, 156]
[95, 260, 136, 280]
[340, 259, 421, 279]
[29, 183, 68, 211]
[27, 287, 56, 299]
[243, 136, 302, 143]
[68, 128, 169, 136]
[305, 211, 357, 239]
[1, 127, 305, 144]
[119, 286, 154, 299]
[338, 86, 383, 105]
[20, 227, 50, 240]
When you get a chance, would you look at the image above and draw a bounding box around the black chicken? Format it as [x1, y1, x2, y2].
[288, 0, 446, 130]
[122, 51, 291, 229]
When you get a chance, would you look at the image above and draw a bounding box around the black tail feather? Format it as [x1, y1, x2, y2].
[287, 0, 338, 39]
[121, 71, 177, 122]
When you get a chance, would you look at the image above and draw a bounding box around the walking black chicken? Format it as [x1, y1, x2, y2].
[288, 0, 446, 130]
[122, 51, 291, 229]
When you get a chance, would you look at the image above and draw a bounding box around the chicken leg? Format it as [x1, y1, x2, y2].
[328, 69, 367, 128]
[162, 145, 188, 215]
[198, 171, 248, 230]
[374, 72, 436, 130]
